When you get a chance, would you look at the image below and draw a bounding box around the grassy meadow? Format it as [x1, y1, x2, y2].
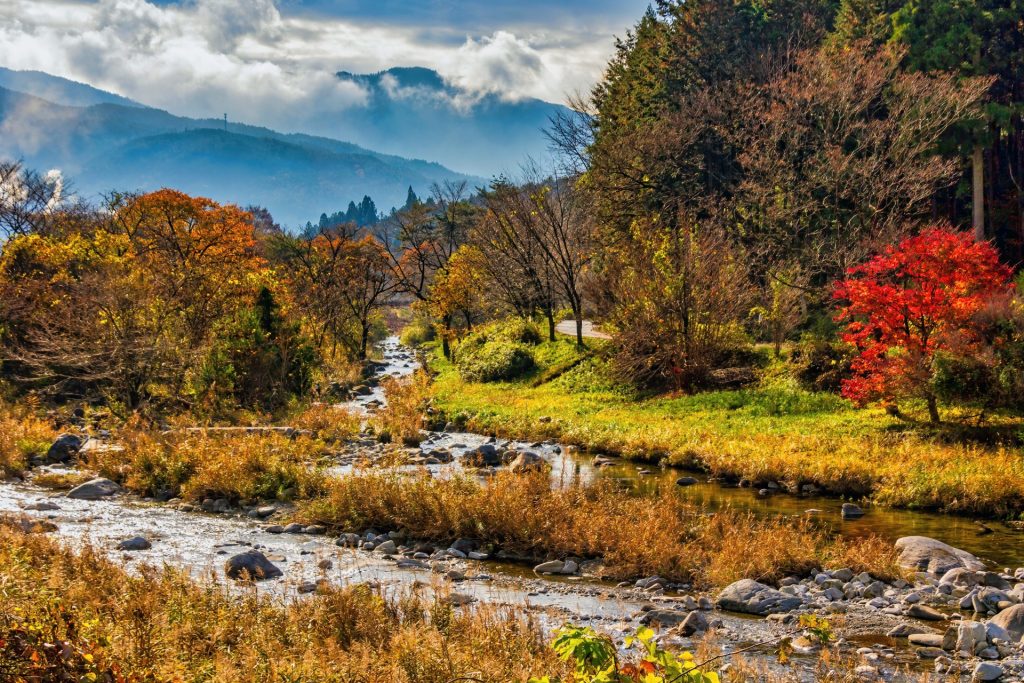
[426, 337, 1024, 517]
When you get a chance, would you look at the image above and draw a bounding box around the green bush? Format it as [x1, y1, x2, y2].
[189, 288, 315, 413]
[399, 320, 435, 347]
[791, 336, 853, 393]
[931, 353, 993, 404]
[455, 339, 536, 382]
[494, 318, 542, 345]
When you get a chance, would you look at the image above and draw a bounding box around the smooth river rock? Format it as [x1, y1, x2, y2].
[224, 550, 283, 581]
[67, 478, 121, 500]
[990, 604, 1024, 643]
[895, 536, 985, 577]
[509, 451, 547, 474]
[716, 579, 802, 616]
[117, 536, 152, 551]
[46, 433, 85, 463]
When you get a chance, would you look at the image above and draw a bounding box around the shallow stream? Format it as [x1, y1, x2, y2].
[349, 338, 1024, 570]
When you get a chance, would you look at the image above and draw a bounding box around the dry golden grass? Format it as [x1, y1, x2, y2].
[0, 400, 54, 478]
[297, 471, 900, 587]
[287, 402, 361, 442]
[83, 428, 328, 503]
[374, 370, 432, 446]
[0, 525, 565, 683]
[31, 470, 93, 491]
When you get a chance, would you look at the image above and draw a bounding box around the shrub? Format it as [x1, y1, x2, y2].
[493, 317, 543, 345]
[189, 288, 316, 415]
[0, 401, 54, 478]
[791, 336, 854, 393]
[456, 339, 535, 382]
[399, 319, 435, 347]
[374, 371, 432, 445]
[931, 352, 994, 404]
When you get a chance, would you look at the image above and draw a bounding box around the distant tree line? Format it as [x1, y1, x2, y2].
[302, 187, 427, 237]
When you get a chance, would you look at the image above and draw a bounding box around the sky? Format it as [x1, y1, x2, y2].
[0, 0, 650, 125]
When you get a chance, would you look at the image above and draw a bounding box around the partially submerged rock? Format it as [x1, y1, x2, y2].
[117, 536, 152, 551]
[640, 609, 689, 628]
[717, 579, 802, 616]
[46, 433, 85, 464]
[509, 451, 547, 474]
[895, 536, 984, 577]
[23, 500, 60, 511]
[67, 478, 121, 500]
[224, 550, 283, 581]
[841, 503, 865, 519]
[990, 604, 1024, 643]
[460, 444, 501, 467]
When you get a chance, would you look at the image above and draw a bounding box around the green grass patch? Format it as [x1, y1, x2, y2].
[427, 339, 1024, 517]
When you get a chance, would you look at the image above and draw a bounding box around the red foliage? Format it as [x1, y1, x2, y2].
[833, 228, 1013, 417]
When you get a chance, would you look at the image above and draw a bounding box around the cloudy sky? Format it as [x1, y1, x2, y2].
[0, 0, 648, 126]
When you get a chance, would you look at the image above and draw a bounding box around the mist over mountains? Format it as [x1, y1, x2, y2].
[0, 65, 568, 227]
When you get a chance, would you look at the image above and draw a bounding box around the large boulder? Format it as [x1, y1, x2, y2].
[461, 444, 501, 467]
[717, 579, 802, 616]
[117, 536, 152, 551]
[46, 433, 85, 463]
[990, 604, 1024, 643]
[67, 478, 121, 500]
[895, 536, 985, 577]
[224, 550, 283, 581]
[509, 451, 547, 474]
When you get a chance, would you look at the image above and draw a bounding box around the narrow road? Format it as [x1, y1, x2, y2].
[555, 319, 612, 340]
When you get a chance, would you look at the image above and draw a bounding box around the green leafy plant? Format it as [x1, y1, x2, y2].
[531, 625, 720, 683]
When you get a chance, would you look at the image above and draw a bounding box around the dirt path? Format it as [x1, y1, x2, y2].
[555, 319, 612, 340]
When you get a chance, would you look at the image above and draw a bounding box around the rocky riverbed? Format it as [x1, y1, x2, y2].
[9, 475, 1024, 681]
[8, 337, 1024, 681]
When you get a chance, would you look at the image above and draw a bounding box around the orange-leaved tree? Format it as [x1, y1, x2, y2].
[833, 227, 1013, 422]
[111, 189, 265, 346]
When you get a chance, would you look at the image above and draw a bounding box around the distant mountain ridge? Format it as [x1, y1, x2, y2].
[328, 67, 569, 177]
[0, 66, 142, 109]
[0, 71, 481, 227]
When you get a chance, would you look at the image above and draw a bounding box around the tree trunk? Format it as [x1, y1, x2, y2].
[441, 315, 453, 359]
[359, 323, 369, 360]
[973, 144, 986, 242]
[575, 311, 584, 348]
[546, 309, 556, 342]
[926, 394, 941, 424]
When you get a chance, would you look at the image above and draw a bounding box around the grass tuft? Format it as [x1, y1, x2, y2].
[296, 471, 899, 587]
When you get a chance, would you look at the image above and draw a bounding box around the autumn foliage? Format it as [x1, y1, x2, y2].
[833, 228, 1013, 421]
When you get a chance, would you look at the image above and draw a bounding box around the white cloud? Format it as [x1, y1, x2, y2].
[0, 0, 620, 130]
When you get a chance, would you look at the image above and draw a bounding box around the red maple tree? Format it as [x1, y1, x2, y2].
[833, 228, 1013, 422]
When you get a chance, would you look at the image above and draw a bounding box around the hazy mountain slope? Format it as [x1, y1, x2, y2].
[0, 85, 479, 226]
[79, 129, 453, 224]
[320, 67, 569, 176]
[0, 67, 141, 108]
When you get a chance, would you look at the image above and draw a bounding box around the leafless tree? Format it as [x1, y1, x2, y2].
[0, 161, 75, 247]
[474, 177, 562, 340]
[513, 165, 595, 347]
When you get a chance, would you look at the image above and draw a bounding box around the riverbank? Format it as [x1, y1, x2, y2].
[6, 336, 1024, 681]
[0, 522, 565, 682]
[425, 338, 1024, 518]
